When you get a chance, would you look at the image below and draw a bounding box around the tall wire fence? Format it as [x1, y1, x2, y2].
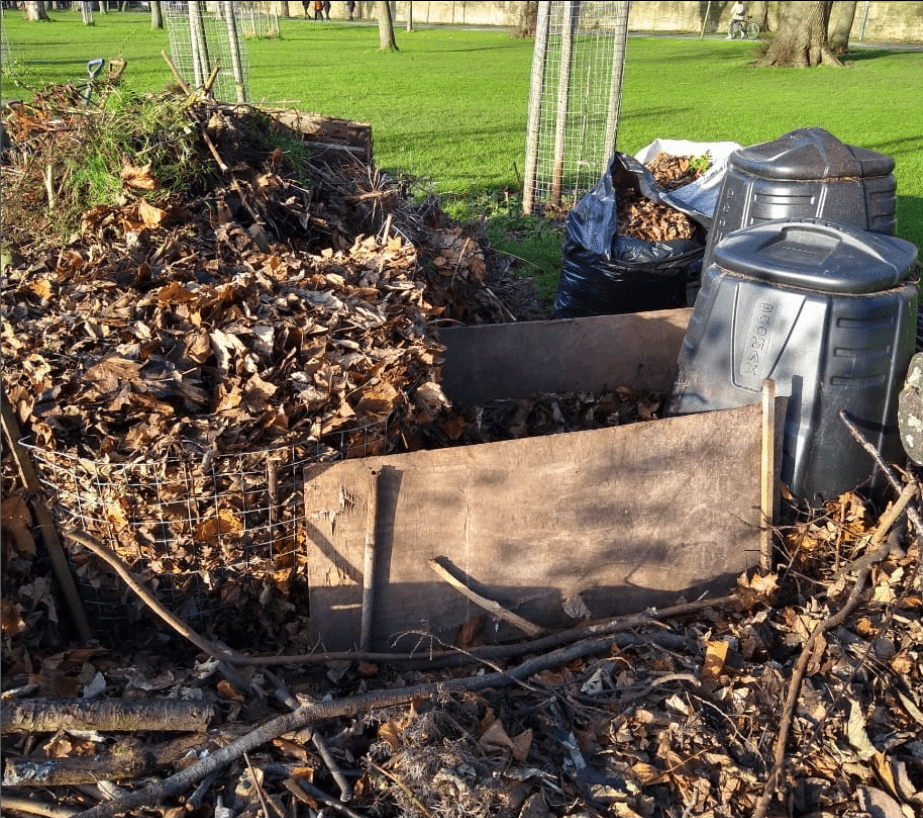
[164, 1, 255, 103]
[523, 0, 631, 214]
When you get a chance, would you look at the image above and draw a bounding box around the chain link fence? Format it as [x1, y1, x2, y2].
[523, 0, 631, 215]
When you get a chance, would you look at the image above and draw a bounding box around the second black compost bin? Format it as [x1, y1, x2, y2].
[703, 127, 897, 270]
[666, 218, 919, 505]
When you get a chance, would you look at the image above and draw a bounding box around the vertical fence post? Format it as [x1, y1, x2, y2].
[602, 1, 630, 169]
[523, 1, 552, 215]
[550, 1, 577, 208]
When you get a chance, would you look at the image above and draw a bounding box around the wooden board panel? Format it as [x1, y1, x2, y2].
[438, 308, 693, 405]
[305, 399, 781, 651]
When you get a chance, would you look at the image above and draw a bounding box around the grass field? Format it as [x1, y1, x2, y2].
[3, 9, 922, 299]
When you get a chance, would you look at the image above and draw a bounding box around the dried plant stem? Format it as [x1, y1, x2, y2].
[369, 761, 434, 818]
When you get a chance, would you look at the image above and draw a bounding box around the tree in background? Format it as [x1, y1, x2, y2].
[150, 0, 163, 30]
[515, 1, 539, 38]
[22, 1, 50, 21]
[828, 0, 858, 55]
[759, 0, 841, 67]
[377, 1, 398, 51]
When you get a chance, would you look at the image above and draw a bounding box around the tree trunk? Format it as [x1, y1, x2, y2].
[278, 0, 290, 18]
[749, 0, 771, 33]
[828, 0, 858, 55]
[23, 1, 50, 21]
[377, 1, 398, 51]
[516, 1, 539, 38]
[151, 0, 163, 30]
[406, 0, 412, 32]
[759, 0, 842, 68]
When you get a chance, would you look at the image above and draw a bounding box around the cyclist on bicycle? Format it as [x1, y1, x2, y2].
[727, 0, 746, 38]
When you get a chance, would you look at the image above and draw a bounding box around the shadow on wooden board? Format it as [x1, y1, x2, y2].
[305, 398, 786, 652]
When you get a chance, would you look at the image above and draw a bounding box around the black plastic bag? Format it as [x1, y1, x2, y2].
[553, 152, 706, 319]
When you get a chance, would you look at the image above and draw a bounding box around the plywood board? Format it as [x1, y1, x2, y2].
[305, 399, 782, 652]
[438, 308, 693, 405]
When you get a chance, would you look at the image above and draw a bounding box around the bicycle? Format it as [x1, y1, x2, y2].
[728, 16, 761, 40]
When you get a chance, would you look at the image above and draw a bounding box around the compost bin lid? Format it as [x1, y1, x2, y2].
[713, 218, 919, 294]
[729, 127, 894, 181]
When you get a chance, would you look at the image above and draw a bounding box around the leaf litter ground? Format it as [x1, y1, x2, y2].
[1, 84, 922, 818]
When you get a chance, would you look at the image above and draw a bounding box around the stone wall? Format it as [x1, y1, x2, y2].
[282, 1, 922, 44]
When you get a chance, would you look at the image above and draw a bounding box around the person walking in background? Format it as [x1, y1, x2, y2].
[313, 0, 324, 20]
[323, 0, 331, 19]
[301, 0, 310, 17]
[346, 0, 356, 19]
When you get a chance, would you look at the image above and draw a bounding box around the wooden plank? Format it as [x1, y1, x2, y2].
[438, 308, 693, 406]
[305, 399, 783, 651]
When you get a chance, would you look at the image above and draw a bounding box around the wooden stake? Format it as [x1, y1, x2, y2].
[359, 469, 380, 652]
[0, 386, 93, 642]
[760, 379, 776, 572]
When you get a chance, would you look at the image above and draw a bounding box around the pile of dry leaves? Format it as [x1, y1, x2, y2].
[617, 152, 706, 243]
[2, 83, 922, 818]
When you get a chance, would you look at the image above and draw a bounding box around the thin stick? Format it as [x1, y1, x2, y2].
[284, 779, 366, 818]
[359, 468, 380, 652]
[839, 408, 923, 535]
[161, 49, 192, 95]
[243, 752, 283, 818]
[1, 387, 93, 642]
[761, 378, 776, 571]
[65, 529, 248, 665]
[369, 761, 433, 818]
[428, 556, 546, 638]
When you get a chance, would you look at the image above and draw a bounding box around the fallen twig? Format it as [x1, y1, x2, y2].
[428, 555, 546, 638]
[68, 629, 716, 818]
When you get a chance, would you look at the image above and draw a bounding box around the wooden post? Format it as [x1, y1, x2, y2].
[223, 0, 247, 103]
[522, 0, 551, 215]
[602, 1, 630, 168]
[359, 469, 380, 652]
[550, 1, 578, 208]
[761, 378, 776, 572]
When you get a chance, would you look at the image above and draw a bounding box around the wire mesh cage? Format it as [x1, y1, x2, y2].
[523, 0, 631, 215]
[164, 1, 251, 103]
[26, 419, 392, 647]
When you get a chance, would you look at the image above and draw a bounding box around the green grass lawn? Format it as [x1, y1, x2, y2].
[3, 9, 922, 301]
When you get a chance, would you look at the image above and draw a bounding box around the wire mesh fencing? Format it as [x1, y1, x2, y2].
[164, 1, 252, 103]
[27, 419, 392, 647]
[523, 0, 631, 215]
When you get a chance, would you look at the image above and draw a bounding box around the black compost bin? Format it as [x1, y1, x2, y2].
[667, 218, 919, 505]
[703, 128, 897, 270]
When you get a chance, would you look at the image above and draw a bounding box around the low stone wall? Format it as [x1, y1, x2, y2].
[627, 1, 923, 43]
[282, 1, 922, 44]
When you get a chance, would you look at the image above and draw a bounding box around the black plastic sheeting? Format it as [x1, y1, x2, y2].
[553, 152, 706, 319]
